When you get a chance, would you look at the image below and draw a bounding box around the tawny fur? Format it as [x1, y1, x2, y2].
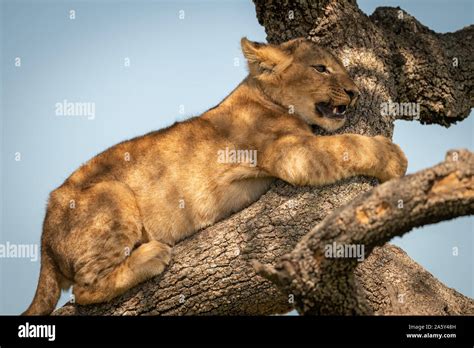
[24, 38, 407, 315]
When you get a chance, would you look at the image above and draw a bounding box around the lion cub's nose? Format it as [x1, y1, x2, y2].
[344, 88, 357, 101]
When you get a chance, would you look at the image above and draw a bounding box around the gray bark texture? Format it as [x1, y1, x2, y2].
[54, 0, 473, 315]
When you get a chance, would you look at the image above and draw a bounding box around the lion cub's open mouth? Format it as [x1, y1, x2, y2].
[315, 102, 347, 119]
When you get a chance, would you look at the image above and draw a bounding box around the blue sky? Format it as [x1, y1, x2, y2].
[0, 0, 472, 314]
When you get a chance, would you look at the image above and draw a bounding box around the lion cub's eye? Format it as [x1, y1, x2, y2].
[312, 65, 328, 73]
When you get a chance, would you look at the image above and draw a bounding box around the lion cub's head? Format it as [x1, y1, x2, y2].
[241, 37, 359, 131]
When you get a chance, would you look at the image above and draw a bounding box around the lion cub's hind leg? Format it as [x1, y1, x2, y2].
[117, 240, 172, 290]
[73, 240, 172, 305]
[67, 181, 172, 306]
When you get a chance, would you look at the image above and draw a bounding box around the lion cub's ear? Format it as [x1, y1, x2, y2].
[241, 37, 292, 78]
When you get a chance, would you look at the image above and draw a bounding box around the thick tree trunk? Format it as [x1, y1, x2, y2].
[356, 244, 474, 315]
[54, 0, 473, 315]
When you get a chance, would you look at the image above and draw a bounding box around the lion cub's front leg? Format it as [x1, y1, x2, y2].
[260, 134, 407, 186]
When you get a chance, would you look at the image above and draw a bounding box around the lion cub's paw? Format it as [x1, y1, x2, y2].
[128, 240, 172, 277]
[373, 136, 408, 183]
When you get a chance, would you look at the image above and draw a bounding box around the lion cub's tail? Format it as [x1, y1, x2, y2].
[22, 248, 61, 315]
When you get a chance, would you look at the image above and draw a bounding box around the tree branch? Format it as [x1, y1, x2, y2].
[355, 244, 474, 315]
[370, 8, 473, 125]
[255, 149, 474, 315]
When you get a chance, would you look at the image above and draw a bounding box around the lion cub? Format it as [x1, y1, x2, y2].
[24, 38, 407, 315]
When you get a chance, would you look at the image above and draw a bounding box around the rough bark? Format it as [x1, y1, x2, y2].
[54, 0, 473, 315]
[356, 244, 474, 315]
[255, 149, 474, 315]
